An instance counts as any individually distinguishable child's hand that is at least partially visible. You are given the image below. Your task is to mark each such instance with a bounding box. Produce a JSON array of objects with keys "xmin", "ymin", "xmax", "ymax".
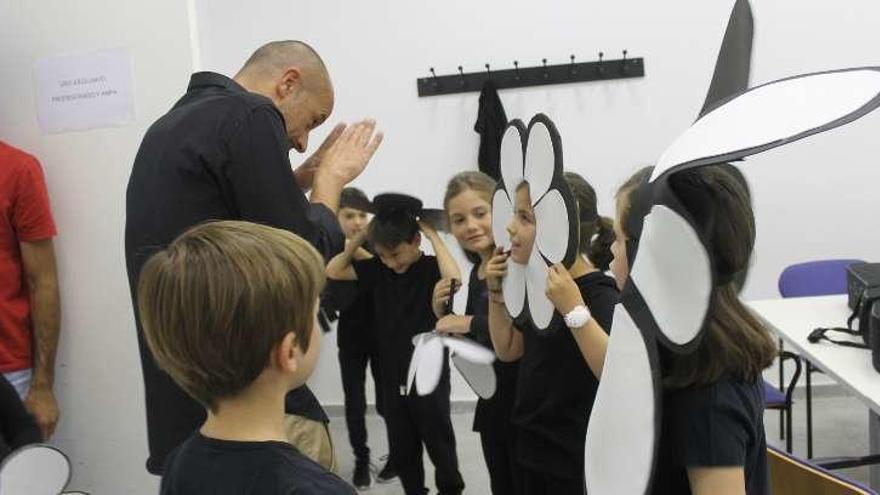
[
  {"xmin": 432, "ymin": 278, "xmax": 460, "ymax": 318},
  {"xmin": 436, "ymin": 315, "xmax": 472, "ymax": 335},
  {"xmin": 546, "ymin": 263, "xmax": 585, "ymax": 315},
  {"xmin": 418, "ymin": 220, "xmax": 439, "ymax": 238},
  {"xmin": 485, "ymin": 247, "xmax": 509, "ymax": 292},
  {"xmin": 349, "ymin": 227, "xmax": 369, "ymax": 247}
]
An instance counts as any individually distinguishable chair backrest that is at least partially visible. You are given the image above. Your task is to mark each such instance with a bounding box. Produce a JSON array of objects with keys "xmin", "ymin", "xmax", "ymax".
[
  {"xmin": 768, "ymin": 445, "xmax": 877, "ymax": 495},
  {"xmin": 778, "ymin": 259, "xmax": 866, "ymax": 298}
]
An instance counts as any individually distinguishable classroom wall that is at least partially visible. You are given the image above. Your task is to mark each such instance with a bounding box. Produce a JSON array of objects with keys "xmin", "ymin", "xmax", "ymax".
[
  {"xmin": 0, "ymin": 1, "xmax": 193, "ymax": 493},
  {"xmin": 2, "ymin": 1, "xmax": 879, "ymax": 493},
  {"xmin": 194, "ymin": 0, "xmax": 880, "ymax": 403}
]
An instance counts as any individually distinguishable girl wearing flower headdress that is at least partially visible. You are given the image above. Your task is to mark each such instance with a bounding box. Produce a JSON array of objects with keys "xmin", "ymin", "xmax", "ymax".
[
  {"xmin": 486, "ymin": 172, "xmax": 618, "ymax": 494},
  {"xmin": 548, "ymin": 164, "xmax": 775, "ymax": 495}
]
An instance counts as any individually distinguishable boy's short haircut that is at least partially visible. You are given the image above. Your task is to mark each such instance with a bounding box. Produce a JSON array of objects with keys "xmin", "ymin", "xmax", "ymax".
[
  {"xmin": 367, "ymin": 210, "xmax": 419, "ymax": 249},
  {"xmin": 137, "ymin": 220, "xmax": 325, "ymax": 412},
  {"xmin": 339, "ymin": 187, "xmax": 370, "ymax": 211}
]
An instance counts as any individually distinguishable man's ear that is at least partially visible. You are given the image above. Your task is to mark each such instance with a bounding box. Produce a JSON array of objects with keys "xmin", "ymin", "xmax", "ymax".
[
  {"xmin": 275, "ymin": 332, "xmax": 299, "ymax": 375},
  {"xmin": 411, "ymin": 231, "xmax": 422, "ymax": 247},
  {"xmin": 277, "ymin": 67, "xmax": 303, "ymax": 97}
]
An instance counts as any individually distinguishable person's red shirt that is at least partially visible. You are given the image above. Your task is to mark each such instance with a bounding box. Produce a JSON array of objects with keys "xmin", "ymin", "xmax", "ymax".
[{"xmin": 0, "ymin": 141, "xmax": 57, "ymax": 373}]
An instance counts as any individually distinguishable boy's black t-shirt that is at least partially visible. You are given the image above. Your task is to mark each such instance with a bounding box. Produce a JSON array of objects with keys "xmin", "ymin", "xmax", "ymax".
[
  {"xmin": 160, "ymin": 433, "xmax": 356, "ymax": 495},
  {"xmin": 464, "ymin": 266, "xmax": 519, "ymax": 434},
  {"xmin": 651, "ymin": 376, "xmax": 769, "ymax": 495},
  {"xmin": 323, "ymin": 279, "xmax": 377, "ymax": 353},
  {"xmin": 512, "ymin": 271, "xmax": 619, "ymax": 480},
  {"xmin": 352, "ymin": 254, "xmax": 441, "ymax": 390}
]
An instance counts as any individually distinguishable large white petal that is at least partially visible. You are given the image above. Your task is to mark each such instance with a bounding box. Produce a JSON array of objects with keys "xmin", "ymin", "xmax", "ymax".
[
  {"xmin": 452, "ymin": 354, "xmax": 497, "ymax": 399},
  {"xmin": 533, "ymin": 188, "xmax": 570, "ymax": 264},
  {"xmin": 500, "ymin": 125, "xmax": 525, "ymax": 196},
  {"xmin": 525, "ymin": 246, "xmax": 554, "ymax": 330},
  {"xmin": 441, "ymin": 336, "xmax": 496, "ymax": 364},
  {"xmin": 584, "ymin": 306, "xmax": 656, "ymax": 495},
  {"xmin": 523, "ymin": 120, "xmax": 555, "ymax": 202},
  {"xmin": 654, "ymin": 68, "xmax": 880, "ymax": 180},
  {"xmin": 492, "ymin": 189, "xmax": 513, "ymax": 251},
  {"xmin": 415, "ymin": 335, "xmax": 445, "ymax": 396},
  {"xmin": 629, "ymin": 205, "xmax": 712, "ymax": 346},
  {"xmin": 503, "ymin": 259, "xmax": 527, "ymax": 319},
  {"xmin": 0, "ymin": 445, "xmax": 72, "ymax": 495},
  {"xmin": 407, "ymin": 333, "xmax": 428, "ymax": 395}
]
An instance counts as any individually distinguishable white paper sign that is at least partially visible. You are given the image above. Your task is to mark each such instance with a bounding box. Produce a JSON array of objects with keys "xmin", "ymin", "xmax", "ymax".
[{"xmin": 33, "ymin": 48, "xmax": 134, "ymax": 133}]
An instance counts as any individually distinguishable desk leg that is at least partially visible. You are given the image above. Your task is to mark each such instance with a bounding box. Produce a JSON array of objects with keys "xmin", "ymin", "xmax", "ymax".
[
  {"xmin": 871, "ymin": 410, "xmax": 880, "ymax": 489},
  {"xmin": 806, "ymin": 360, "xmax": 813, "ymax": 459}
]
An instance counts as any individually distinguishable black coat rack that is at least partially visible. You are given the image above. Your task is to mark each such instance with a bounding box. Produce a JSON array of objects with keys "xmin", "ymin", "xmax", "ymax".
[{"xmin": 417, "ymin": 51, "xmax": 644, "ymax": 97}]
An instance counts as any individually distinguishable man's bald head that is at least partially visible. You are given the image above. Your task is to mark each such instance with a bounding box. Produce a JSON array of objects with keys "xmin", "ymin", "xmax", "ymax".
[
  {"xmin": 235, "ymin": 41, "xmax": 334, "ymax": 152},
  {"xmin": 237, "ymin": 41, "xmax": 327, "ymax": 87}
]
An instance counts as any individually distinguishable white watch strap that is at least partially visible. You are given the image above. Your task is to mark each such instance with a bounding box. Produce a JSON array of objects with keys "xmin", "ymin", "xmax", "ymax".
[{"xmin": 564, "ymin": 305, "xmax": 592, "ymax": 328}]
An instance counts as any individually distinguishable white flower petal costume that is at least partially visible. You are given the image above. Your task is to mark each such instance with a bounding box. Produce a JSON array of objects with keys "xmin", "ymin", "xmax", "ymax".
[
  {"xmin": 0, "ymin": 444, "xmax": 84, "ymax": 494},
  {"xmin": 584, "ymin": 1, "xmax": 880, "ymax": 493},
  {"xmin": 408, "ymin": 332, "xmax": 497, "ymax": 399},
  {"xmin": 491, "ymin": 115, "xmax": 580, "ymax": 331}
]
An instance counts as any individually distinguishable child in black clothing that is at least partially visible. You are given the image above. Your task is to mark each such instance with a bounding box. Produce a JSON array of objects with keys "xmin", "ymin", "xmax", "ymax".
[
  {"xmin": 326, "ymin": 199, "xmax": 465, "ymax": 495},
  {"xmin": 324, "ymin": 187, "xmax": 393, "ymax": 489},
  {"xmin": 430, "ymin": 171, "xmax": 521, "ymax": 495},
  {"xmin": 486, "ymin": 173, "xmax": 619, "ymax": 494},
  {"xmin": 137, "ymin": 221, "xmax": 355, "ymax": 495},
  {"xmin": 616, "ymin": 166, "xmax": 773, "ymax": 495},
  {"xmin": 557, "ymin": 165, "xmax": 775, "ymax": 494}
]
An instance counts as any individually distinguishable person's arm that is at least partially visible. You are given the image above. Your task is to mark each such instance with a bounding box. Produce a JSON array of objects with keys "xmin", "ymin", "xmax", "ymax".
[
  {"xmin": 19, "ymin": 239, "xmax": 60, "ymax": 439},
  {"xmin": 546, "ymin": 263, "xmax": 609, "ymax": 378},
  {"xmin": 224, "ymin": 106, "xmax": 345, "ymax": 261},
  {"xmin": 485, "ymin": 248, "xmax": 524, "ymax": 361},
  {"xmin": 432, "ymin": 276, "xmax": 475, "ymax": 334},
  {"xmin": 687, "ymin": 467, "xmax": 747, "ymax": 495},
  {"xmin": 419, "ymin": 222, "xmax": 461, "ymax": 282},
  {"xmin": 326, "ymin": 230, "xmax": 370, "ymax": 281}
]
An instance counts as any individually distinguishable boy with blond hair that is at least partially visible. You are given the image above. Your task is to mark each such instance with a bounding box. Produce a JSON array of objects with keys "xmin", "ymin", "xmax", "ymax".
[{"xmin": 138, "ymin": 220, "xmax": 354, "ymax": 494}]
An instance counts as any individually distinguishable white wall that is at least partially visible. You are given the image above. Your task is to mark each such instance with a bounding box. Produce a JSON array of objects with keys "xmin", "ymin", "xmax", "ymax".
[
  {"xmin": 0, "ymin": 1, "xmax": 193, "ymax": 493},
  {"xmin": 195, "ymin": 0, "xmax": 880, "ymax": 403}
]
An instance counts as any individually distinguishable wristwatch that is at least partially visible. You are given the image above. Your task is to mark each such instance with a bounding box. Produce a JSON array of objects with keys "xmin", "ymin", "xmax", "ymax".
[{"xmin": 563, "ymin": 305, "xmax": 592, "ymax": 328}]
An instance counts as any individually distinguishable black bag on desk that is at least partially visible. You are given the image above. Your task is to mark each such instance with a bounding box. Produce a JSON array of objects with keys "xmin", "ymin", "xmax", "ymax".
[
  {"xmin": 846, "ymin": 263, "xmax": 880, "ymax": 346},
  {"xmin": 809, "ymin": 263, "xmax": 880, "ymax": 351}
]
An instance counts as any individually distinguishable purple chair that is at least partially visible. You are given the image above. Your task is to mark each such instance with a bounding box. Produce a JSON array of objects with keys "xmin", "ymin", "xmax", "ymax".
[
  {"xmin": 777, "ymin": 259, "xmax": 866, "ymax": 458},
  {"xmin": 765, "ymin": 351, "xmax": 802, "ymax": 453},
  {"xmin": 778, "ymin": 260, "xmax": 864, "ymax": 298}
]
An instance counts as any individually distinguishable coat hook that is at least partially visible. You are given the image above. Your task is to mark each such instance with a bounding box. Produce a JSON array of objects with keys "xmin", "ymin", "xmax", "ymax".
[
  {"xmin": 569, "ymin": 54, "xmax": 577, "ymax": 76},
  {"xmin": 485, "ymin": 63, "xmax": 491, "ymax": 76},
  {"xmin": 458, "ymin": 65, "xmax": 465, "ymax": 86},
  {"xmin": 514, "ymin": 60, "xmax": 520, "ymax": 81},
  {"xmin": 542, "ymin": 58, "xmax": 549, "ymax": 79},
  {"xmin": 621, "ymin": 49, "xmax": 628, "ymax": 75},
  {"xmin": 597, "ymin": 51, "xmax": 605, "ymax": 77},
  {"xmin": 429, "ymin": 67, "xmax": 438, "ymax": 87}
]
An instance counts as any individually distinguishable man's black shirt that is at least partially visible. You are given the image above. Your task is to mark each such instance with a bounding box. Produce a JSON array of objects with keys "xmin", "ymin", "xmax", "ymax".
[{"xmin": 125, "ymin": 72, "xmax": 344, "ymax": 474}]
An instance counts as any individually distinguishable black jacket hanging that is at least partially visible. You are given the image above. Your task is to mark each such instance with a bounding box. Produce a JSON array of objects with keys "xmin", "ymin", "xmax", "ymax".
[{"xmin": 474, "ymin": 80, "xmax": 508, "ymax": 180}]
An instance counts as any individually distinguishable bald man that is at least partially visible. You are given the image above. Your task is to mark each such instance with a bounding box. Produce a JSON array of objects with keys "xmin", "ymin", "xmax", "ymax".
[{"xmin": 125, "ymin": 40, "xmax": 382, "ymax": 475}]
